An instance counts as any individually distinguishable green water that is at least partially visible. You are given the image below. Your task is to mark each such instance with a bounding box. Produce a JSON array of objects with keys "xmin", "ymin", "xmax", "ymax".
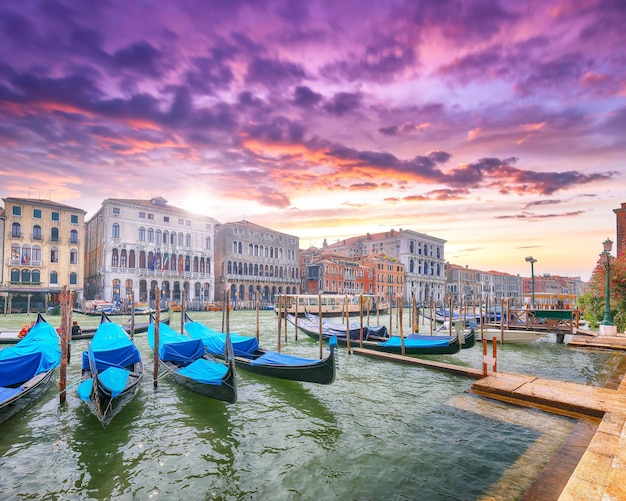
[{"xmin": 0, "ymin": 311, "xmax": 621, "ymax": 500}]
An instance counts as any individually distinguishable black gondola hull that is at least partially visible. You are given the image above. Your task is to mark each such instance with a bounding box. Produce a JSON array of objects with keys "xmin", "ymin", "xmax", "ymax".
[{"xmin": 0, "ymin": 369, "xmax": 56, "ymax": 424}]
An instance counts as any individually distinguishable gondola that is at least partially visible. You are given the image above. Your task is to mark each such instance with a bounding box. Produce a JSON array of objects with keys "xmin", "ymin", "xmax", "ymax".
[
  {"xmin": 303, "ymin": 311, "xmax": 390, "ymax": 341},
  {"xmin": 147, "ymin": 317, "xmax": 237, "ymax": 403},
  {"xmin": 289, "ymin": 313, "xmax": 465, "ymax": 355},
  {"xmin": 184, "ymin": 314, "xmax": 337, "ymax": 385},
  {"xmin": 0, "ymin": 316, "xmax": 170, "ymax": 345},
  {"xmin": 0, "ymin": 313, "xmax": 61, "ymax": 424},
  {"xmin": 76, "ymin": 313, "xmax": 144, "ymax": 427}
]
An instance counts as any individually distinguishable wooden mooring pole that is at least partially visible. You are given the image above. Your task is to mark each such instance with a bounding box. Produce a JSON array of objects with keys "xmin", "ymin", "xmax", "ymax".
[
  {"xmin": 59, "ymin": 286, "xmax": 69, "ymax": 405},
  {"xmin": 154, "ymin": 287, "xmax": 160, "ymax": 389}
]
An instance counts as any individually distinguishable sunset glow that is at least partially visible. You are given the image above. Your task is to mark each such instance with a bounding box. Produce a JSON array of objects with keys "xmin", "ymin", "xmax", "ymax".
[{"xmin": 0, "ymin": 0, "xmax": 624, "ymax": 281}]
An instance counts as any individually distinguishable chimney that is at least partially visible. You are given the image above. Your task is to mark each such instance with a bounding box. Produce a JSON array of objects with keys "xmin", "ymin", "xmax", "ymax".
[{"xmin": 614, "ymin": 202, "xmax": 626, "ymax": 259}]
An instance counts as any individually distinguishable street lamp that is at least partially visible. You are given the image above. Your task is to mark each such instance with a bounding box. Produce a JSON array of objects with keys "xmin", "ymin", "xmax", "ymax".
[
  {"xmin": 525, "ymin": 256, "xmax": 537, "ymax": 308},
  {"xmin": 599, "ymin": 238, "xmax": 614, "ymax": 327}
]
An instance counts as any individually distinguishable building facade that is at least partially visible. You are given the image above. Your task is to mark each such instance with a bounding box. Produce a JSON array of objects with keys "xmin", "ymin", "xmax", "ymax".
[
  {"xmin": 300, "ymin": 249, "xmax": 375, "ymax": 296},
  {"xmin": 84, "ymin": 197, "xmax": 217, "ymax": 308},
  {"xmin": 614, "ymin": 202, "xmax": 626, "ymax": 259},
  {"xmin": 323, "ymin": 228, "xmax": 446, "ymax": 305},
  {"xmin": 214, "ymin": 220, "xmax": 300, "ymax": 308},
  {"xmin": 1, "ymin": 197, "xmax": 86, "ymax": 312}
]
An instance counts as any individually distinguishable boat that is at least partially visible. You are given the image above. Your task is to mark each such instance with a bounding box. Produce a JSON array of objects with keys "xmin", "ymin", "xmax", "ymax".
[
  {"xmin": 277, "ymin": 294, "xmax": 389, "ymax": 317},
  {"xmin": 0, "ymin": 313, "xmax": 61, "ymax": 424},
  {"xmin": 289, "ymin": 313, "xmax": 466, "ymax": 355},
  {"xmin": 184, "ymin": 314, "xmax": 337, "ymax": 385},
  {"xmin": 78, "ymin": 307, "xmax": 168, "ymax": 317},
  {"xmin": 76, "ymin": 313, "xmax": 144, "ymax": 427},
  {"xmin": 422, "ymin": 309, "xmax": 483, "ymax": 326},
  {"xmin": 0, "ymin": 316, "xmax": 170, "ymax": 345},
  {"xmin": 303, "ymin": 311, "xmax": 390, "ymax": 342},
  {"xmin": 147, "ymin": 318, "xmax": 237, "ymax": 403},
  {"xmin": 475, "ymin": 329, "xmax": 548, "ymax": 344}
]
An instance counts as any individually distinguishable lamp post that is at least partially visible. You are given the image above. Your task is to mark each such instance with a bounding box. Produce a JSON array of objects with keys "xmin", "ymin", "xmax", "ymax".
[
  {"xmin": 525, "ymin": 256, "xmax": 537, "ymax": 308},
  {"xmin": 600, "ymin": 238, "xmax": 614, "ymax": 327}
]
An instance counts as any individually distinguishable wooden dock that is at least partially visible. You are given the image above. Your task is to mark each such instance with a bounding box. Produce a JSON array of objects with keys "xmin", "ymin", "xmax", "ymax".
[
  {"xmin": 352, "ymin": 347, "xmax": 484, "ymax": 378},
  {"xmin": 352, "ymin": 339, "xmax": 626, "ymax": 501}
]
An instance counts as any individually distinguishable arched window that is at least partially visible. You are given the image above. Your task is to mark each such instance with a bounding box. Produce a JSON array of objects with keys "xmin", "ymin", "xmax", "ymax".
[
  {"xmin": 163, "ymin": 231, "xmax": 169, "ymax": 244},
  {"xmin": 171, "ymin": 232, "xmax": 176, "ymax": 245},
  {"xmin": 232, "ymin": 241, "xmax": 238, "ymax": 253},
  {"xmin": 148, "ymin": 228, "xmax": 154, "ymax": 242},
  {"xmin": 139, "ymin": 227, "xmax": 146, "ymax": 241},
  {"xmin": 178, "ymin": 232, "xmax": 184, "ymax": 246},
  {"xmin": 120, "ymin": 249, "xmax": 127, "ymax": 268},
  {"xmin": 11, "ymin": 222, "xmax": 21, "ymax": 238},
  {"xmin": 11, "ymin": 243, "xmax": 20, "ymax": 263},
  {"xmin": 70, "ymin": 229, "xmax": 79, "ymax": 243},
  {"xmin": 409, "ymin": 259, "xmax": 414, "ymax": 273},
  {"xmin": 129, "ymin": 250, "xmax": 136, "ymax": 268},
  {"xmin": 21, "ymin": 269, "xmax": 31, "ymax": 283},
  {"xmin": 50, "ymin": 247, "xmax": 59, "ymax": 263},
  {"xmin": 32, "ymin": 270, "xmax": 40, "ymax": 284},
  {"xmin": 70, "ymin": 249, "xmax": 78, "ymax": 265},
  {"xmin": 50, "ymin": 271, "xmax": 58, "ymax": 285},
  {"xmin": 21, "ymin": 245, "xmax": 31, "ymax": 265},
  {"xmin": 205, "ymin": 237, "xmax": 211, "ymax": 249},
  {"xmin": 10, "ymin": 268, "xmax": 20, "ymax": 282},
  {"xmin": 139, "ymin": 251, "xmax": 146, "ymax": 269},
  {"xmin": 156, "ymin": 230, "xmax": 162, "ymax": 243},
  {"xmin": 193, "ymin": 256, "xmax": 199, "ymax": 272},
  {"xmin": 32, "ymin": 246, "xmax": 41, "ymax": 264},
  {"xmin": 50, "ymin": 227, "xmax": 59, "ymax": 243},
  {"xmin": 227, "ymin": 261, "xmax": 232, "ymax": 274},
  {"xmin": 69, "ymin": 272, "xmax": 78, "ymax": 285},
  {"xmin": 112, "ymin": 223, "xmax": 120, "ymax": 239},
  {"xmin": 111, "ymin": 248, "xmax": 119, "ymax": 267},
  {"xmin": 33, "ymin": 225, "xmax": 42, "ymax": 240}
]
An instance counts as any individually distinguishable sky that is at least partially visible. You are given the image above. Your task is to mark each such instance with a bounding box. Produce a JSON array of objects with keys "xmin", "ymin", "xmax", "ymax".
[{"xmin": 0, "ymin": 0, "xmax": 624, "ymax": 282}]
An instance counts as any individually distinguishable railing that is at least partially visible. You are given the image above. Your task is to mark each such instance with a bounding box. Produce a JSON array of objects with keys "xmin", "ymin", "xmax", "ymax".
[{"xmin": 8, "ymin": 259, "xmax": 42, "ymax": 267}]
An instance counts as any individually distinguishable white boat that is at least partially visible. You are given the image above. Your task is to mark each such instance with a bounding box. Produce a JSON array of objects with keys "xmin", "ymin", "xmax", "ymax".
[{"xmin": 475, "ymin": 328, "xmax": 548, "ymax": 344}]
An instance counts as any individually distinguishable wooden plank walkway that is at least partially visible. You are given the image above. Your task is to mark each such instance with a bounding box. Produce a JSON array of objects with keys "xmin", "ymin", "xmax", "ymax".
[
  {"xmin": 351, "ymin": 348, "xmax": 484, "ymax": 378},
  {"xmin": 352, "ymin": 340, "xmax": 626, "ymax": 501}
]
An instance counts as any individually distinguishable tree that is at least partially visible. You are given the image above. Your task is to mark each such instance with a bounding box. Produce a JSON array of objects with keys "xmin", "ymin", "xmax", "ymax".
[{"xmin": 579, "ymin": 254, "xmax": 626, "ymax": 332}]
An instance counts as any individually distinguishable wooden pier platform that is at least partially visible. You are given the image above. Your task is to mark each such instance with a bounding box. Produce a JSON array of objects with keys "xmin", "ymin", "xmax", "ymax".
[
  {"xmin": 351, "ymin": 348, "xmax": 484, "ymax": 378},
  {"xmin": 352, "ymin": 344, "xmax": 626, "ymax": 500}
]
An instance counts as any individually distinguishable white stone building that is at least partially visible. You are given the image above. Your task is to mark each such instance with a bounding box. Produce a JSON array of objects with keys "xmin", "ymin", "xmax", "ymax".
[{"xmin": 84, "ymin": 197, "xmax": 217, "ymax": 308}]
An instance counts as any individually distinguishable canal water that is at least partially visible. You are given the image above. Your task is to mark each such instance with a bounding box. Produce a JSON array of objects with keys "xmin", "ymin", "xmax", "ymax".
[{"xmin": 0, "ymin": 310, "xmax": 621, "ymax": 500}]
